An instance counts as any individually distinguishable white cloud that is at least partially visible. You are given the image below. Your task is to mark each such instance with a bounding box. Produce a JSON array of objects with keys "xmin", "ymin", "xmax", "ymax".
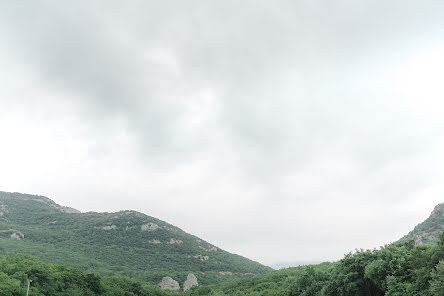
[{"xmin": 0, "ymin": 0, "xmax": 443, "ymax": 265}]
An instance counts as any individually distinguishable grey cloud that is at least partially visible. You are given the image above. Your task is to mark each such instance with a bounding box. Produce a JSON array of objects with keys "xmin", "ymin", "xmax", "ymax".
[
  {"xmin": 1, "ymin": 0, "xmax": 444, "ymax": 263},
  {"xmin": 1, "ymin": 0, "xmax": 443, "ymax": 175}
]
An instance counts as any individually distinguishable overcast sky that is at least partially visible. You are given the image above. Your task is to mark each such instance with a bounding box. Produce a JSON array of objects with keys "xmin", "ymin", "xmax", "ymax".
[{"xmin": 1, "ymin": 0, "xmax": 444, "ymax": 266}]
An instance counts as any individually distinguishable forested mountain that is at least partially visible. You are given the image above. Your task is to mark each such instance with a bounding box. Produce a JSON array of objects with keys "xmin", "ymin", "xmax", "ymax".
[
  {"xmin": 0, "ymin": 191, "xmax": 270, "ymax": 286},
  {"xmin": 3, "ymin": 232, "xmax": 444, "ymax": 295},
  {"xmin": 196, "ymin": 203, "xmax": 444, "ymax": 295},
  {"xmin": 401, "ymin": 203, "xmax": 444, "ymax": 244},
  {"xmin": 2, "ymin": 190, "xmax": 443, "ymax": 295},
  {"xmin": 202, "ymin": 233, "xmax": 444, "ymax": 295}
]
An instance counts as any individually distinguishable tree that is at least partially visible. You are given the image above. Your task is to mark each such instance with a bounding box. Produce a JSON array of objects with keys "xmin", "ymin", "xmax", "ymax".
[
  {"xmin": 0, "ymin": 272, "xmax": 22, "ymax": 296},
  {"xmin": 430, "ymin": 261, "xmax": 444, "ymax": 296}
]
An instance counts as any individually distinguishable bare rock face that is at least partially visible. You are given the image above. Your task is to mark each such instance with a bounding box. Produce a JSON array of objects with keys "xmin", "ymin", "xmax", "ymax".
[
  {"xmin": 167, "ymin": 238, "xmax": 183, "ymax": 244},
  {"xmin": 0, "ymin": 203, "xmax": 7, "ymax": 216},
  {"xmin": 141, "ymin": 223, "xmax": 159, "ymax": 231},
  {"xmin": 60, "ymin": 206, "xmax": 81, "ymax": 214},
  {"xmin": 199, "ymin": 245, "xmax": 218, "ymax": 252},
  {"xmin": 158, "ymin": 277, "xmax": 180, "ymax": 290},
  {"xmin": 95, "ymin": 225, "xmax": 117, "ymax": 230},
  {"xmin": 183, "ymin": 273, "xmax": 198, "ymax": 291},
  {"xmin": 401, "ymin": 203, "xmax": 444, "ymax": 244},
  {"xmin": 1, "ymin": 229, "xmax": 25, "ymax": 240},
  {"xmin": 10, "ymin": 232, "xmax": 22, "ymax": 240},
  {"xmin": 194, "ymin": 254, "xmax": 209, "ymax": 261}
]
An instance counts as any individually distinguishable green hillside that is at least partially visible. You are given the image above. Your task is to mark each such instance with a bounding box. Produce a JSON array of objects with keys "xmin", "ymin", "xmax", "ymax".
[
  {"xmin": 0, "ymin": 254, "xmax": 177, "ymax": 296},
  {"xmin": 2, "ymin": 193, "xmax": 444, "ymax": 295},
  {"xmin": 199, "ymin": 231, "xmax": 444, "ymax": 295},
  {"xmin": 3, "ymin": 233, "xmax": 444, "ymax": 296},
  {"xmin": 401, "ymin": 203, "xmax": 444, "ymax": 244},
  {"xmin": 0, "ymin": 191, "xmax": 271, "ymax": 286}
]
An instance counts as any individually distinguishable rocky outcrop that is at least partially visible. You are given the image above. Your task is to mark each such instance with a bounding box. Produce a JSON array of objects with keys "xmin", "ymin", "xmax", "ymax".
[
  {"xmin": 158, "ymin": 277, "xmax": 180, "ymax": 290},
  {"xmin": 95, "ymin": 225, "xmax": 117, "ymax": 230},
  {"xmin": 141, "ymin": 223, "xmax": 159, "ymax": 231},
  {"xmin": 194, "ymin": 254, "xmax": 209, "ymax": 261},
  {"xmin": 10, "ymin": 233, "xmax": 22, "ymax": 240},
  {"xmin": 32, "ymin": 196, "xmax": 80, "ymax": 213},
  {"xmin": 199, "ymin": 245, "xmax": 218, "ymax": 252},
  {"xmin": 401, "ymin": 203, "xmax": 444, "ymax": 244},
  {"xmin": 60, "ymin": 206, "xmax": 80, "ymax": 214},
  {"xmin": 148, "ymin": 239, "xmax": 161, "ymax": 244},
  {"xmin": 0, "ymin": 229, "xmax": 24, "ymax": 240},
  {"xmin": 167, "ymin": 238, "xmax": 183, "ymax": 244},
  {"xmin": 183, "ymin": 273, "xmax": 198, "ymax": 291},
  {"xmin": 0, "ymin": 203, "xmax": 7, "ymax": 216}
]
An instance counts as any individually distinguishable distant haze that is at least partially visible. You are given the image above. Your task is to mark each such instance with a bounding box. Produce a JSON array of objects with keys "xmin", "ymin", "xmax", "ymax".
[
  {"xmin": 271, "ymin": 261, "xmax": 323, "ymax": 270},
  {"xmin": 0, "ymin": 1, "xmax": 444, "ymax": 266}
]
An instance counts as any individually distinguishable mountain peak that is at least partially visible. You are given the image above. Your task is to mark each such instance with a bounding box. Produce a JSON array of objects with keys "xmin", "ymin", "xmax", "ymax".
[
  {"xmin": 0, "ymin": 191, "xmax": 271, "ymax": 285},
  {"xmin": 401, "ymin": 202, "xmax": 444, "ymax": 244},
  {"xmin": 0, "ymin": 191, "xmax": 81, "ymax": 214}
]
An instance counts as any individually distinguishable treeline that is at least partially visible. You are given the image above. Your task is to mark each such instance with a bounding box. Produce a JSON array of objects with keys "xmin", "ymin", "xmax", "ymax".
[
  {"xmin": 0, "ymin": 254, "xmax": 178, "ymax": 296},
  {"xmin": 0, "ymin": 191, "xmax": 271, "ymax": 286},
  {"xmin": 2, "ymin": 232, "xmax": 444, "ymax": 295},
  {"xmin": 201, "ymin": 230, "xmax": 444, "ymax": 295}
]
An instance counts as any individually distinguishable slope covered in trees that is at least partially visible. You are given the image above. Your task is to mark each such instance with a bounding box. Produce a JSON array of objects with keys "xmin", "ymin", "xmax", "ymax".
[
  {"xmin": 401, "ymin": 203, "xmax": 444, "ymax": 244},
  {"xmin": 3, "ymin": 231, "xmax": 444, "ymax": 295},
  {"xmin": 0, "ymin": 254, "xmax": 180, "ymax": 296},
  {"xmin": 0, "ymin": 191, "xmax": 270, "ymax": 286},
  {"xmin": 200, "ymin": 230, "xmax": 444, "ymax": 295},
  {"xmin": 2, "ymin": 190, "xmax": 443, "ymax": 295}
]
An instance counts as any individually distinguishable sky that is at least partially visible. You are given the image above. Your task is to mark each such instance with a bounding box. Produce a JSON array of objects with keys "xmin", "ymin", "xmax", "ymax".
[{"xmin": 0, "ymin": 0, "xmax": 444, "ymax": 266}]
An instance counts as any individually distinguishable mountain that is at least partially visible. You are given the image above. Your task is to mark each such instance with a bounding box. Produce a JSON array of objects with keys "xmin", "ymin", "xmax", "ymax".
[
  {"xmin": 0, "ymin": 191, "xmax": 271, "ymax": 285},
  {"xmin": 401, "ymin": 202, "xmax": 444, "ymax": 244}
]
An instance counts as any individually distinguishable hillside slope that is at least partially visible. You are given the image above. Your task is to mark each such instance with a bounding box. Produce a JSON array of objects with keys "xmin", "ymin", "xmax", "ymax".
[
  {"xmin": 0, "ymin": 191, "xmax": 271, "ymax": 285},
  {"xmin": 401, "ymin": 203, "xmax": 444, "ymax": 244}
]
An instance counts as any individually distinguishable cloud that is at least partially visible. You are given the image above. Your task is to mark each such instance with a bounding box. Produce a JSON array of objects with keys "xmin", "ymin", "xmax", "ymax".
[{"xmin": 0, "ymin": 0, "xmax": 444, "ymax": 264}]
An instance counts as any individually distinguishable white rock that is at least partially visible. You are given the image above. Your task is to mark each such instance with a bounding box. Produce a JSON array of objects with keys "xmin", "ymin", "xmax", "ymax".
[
  {"xmin": 141, "ymin": 223, "xmax": 159, "ymax": 231},
  {"xmin": 167, "ymin": 238, "xmax": 183, "ymax": 244},
  {"xmin": 193, "ymin": 254, "xmax": 209, "ymax": 261},
  {"xmin": 199, "ymin": 245, "xmax": 218, "ymax": 252},
  {"xmin": 183, "ymin": 273, "xmax": 198, "ymax": 291},
  {"xmin": 95, "ymin": 225, "xmax": 117, "ymax": 230},
  {"xmin": 158, "ymin": 277, "xmax": 180, "ymax": 290},
  {"xmin": 60, "ymin": 206, "xmax": 81, "ymax": 213},
  {"xmin": 10, "ymin": 231, "xmax": 24, "ymax": 240}
]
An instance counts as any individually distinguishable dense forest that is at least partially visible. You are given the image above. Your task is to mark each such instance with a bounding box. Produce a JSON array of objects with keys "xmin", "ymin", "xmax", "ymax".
[
  {"xmin": 0, "ymin": 192, "xmax": 270, "ymax": 286},
  {"xmin": 1, "ymin": 192, "xmax": 444, "ymax": 295},
  {"xmin": 200, "ymin": 230, "xmax": 444, "ymax": 295},
  {"xmin": 0, "ymin": 254, "xmax": 178, "ymax": 296},
  {"xmin": 1, "ymin": 230, "xmax": 443, "ymax": 295}
]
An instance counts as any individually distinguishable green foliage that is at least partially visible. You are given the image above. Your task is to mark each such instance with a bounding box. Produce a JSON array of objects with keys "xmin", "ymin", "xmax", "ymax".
[
  {"xmin": 401, "ymin": 203, "xmax": 444, "ymax": 244},
  {"xmin": 206, "ymin": 230, "xmax": 444, "ymax": 296},
  {"xmin": 385, "ymin": 276, "xmax": 415, "ymax": 296},
  {"xmin": 430, "ymin": 261, "xmax": 444, "ymax": 296},
  {"xmin": 0, "ymin": 191, "xmax": 270, "ymax": 286},
  {"xmin": 2, "ymin": 191, "xmax": 444, "ymax": 295},
  {"xmin": 0, "ymin": 254, "xmax": 178, "ymax": 296}
]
